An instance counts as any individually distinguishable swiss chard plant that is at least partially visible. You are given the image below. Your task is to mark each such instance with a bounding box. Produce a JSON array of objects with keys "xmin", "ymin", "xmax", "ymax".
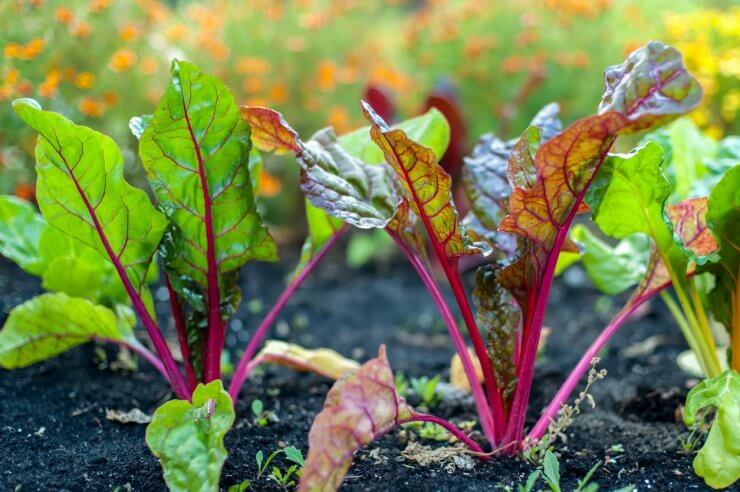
[
  {"xmin": 0, "ymin": 61, "xmax": 372, "ymax": 491},
  {"xmin": 288, "ymin": 41, "xmax": 715, "ymax": 490}
]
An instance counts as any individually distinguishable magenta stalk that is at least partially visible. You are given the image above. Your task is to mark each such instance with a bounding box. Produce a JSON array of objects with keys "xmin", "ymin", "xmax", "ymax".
[
  {"xmin": 228, "ymin": 225, "xmax": 349, "ymax": 400},
  {"xmin": 165, "ymin": 273, "xmax": 197, "ymax": 391},
  {"xmin": 392, "ymin": 234, "xmax": 497, "ymax": 447},
  {"xmin": 400, "ymin": 413, "xmax": 485, "ymax": 455}
]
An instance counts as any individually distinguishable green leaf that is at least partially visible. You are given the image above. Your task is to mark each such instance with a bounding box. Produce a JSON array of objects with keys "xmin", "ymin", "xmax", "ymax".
[
  {"xmin": 0, "ymin": 195, "xmax": 46, "ymax": 275},
  {"xmin": 140, "ymin": 60, "xmax": 277, "ymax": 293},
  {"xmin": 683, "ymin": 370, "xmax": 740, "ymax": 489},
  {"xmin": 146, "ymin": 380, "xmax": 235, "ymax": 492},
  {"xmin": 12, "ymin": 98, "xmax": 167, "ymax": 301},
  {"xmin": 642, "ymin": 117, "xmax": 716, "ymax": 201},
  {"xmin": 283, "ymin": 446, "xmax": 304, "ymax": 466},
  {"xmin": 702, "ymin": 165, "xmax": 739, "ymax": 341},
  {"xmin": 339, "ymin": 108, "xmax": 450, "ymax": 164},
  {"xmin": 543, "ymin": 450, "xmax": 562, "ymax": 492},
  {"xmin": 0, "ymin": 293, "xmax": 126, "ymax": 368},
  {"xmin": 561, "ymin": 224, "xmax": 651, "ymax": 295}
]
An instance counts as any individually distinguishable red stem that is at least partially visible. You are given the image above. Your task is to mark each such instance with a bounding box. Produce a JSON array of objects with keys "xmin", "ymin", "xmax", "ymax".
[
  {"xmin": 52, "ymin": 140, "xmax": 188, "ymax": 399},
  {"xmin": 392, "ymin": 233, "xmax": 496, "ymax": 447},
  {"xmin": 179, "ymin": 88, "xmax": 222, "ymax": 383},
  {"xmin": 502, "ymin": 136, "xmax": 618, "ymax": 448},
  {"xmin": 165, "ymin": 273, "xmax": 197, "ymax": 391},
  {"xmin": 400, "ymin": 412, "xmax": 486, "ymax": 455},
  {"xmin": 445, "ymin": 269, "xmax": 507, "ymax": 439},
  {"xmin": 228, "ymin": 225, "xmax": 348, "ymax": 399}
]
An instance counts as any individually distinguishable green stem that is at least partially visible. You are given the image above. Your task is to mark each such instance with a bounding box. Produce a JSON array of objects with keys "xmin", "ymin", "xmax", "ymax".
[{"xmin": 661, "ymin": 290, "xmax": 710, "ymax": 376}]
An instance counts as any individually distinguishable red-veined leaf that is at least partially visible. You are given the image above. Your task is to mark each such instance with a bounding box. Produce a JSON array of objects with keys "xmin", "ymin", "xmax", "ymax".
[{"xmin": 299, "ymin": 346, "xmax": 412, "ymax": 491}]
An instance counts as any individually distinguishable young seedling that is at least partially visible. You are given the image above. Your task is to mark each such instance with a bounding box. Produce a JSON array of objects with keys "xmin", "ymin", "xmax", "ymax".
[{"xmin": 410, "ymin": 375, "xmax": 441, "ymax": 408}]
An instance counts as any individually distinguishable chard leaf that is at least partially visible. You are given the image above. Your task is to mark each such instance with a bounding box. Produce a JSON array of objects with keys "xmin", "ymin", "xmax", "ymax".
[
  {"xmin": 12, "ymin": 99, "xmax": 166, "ymax": 302},
  {"xmin": 339, "ymin": 108, "xmax": 450, "ymax": 164},
  {"xmin": 386, "ymin": 198, "xmax": 428, "ymax": 260},
  {"xmin": 462, "ymin": 103, "xmax": 561, "ymax": 259},
  {"xmin": 702, "ymin": 166, "xmax": 739, "ymax": 349},
  {"xmin": 498, "ymin": 42, "xmax": 701, "ymax": 321},
  {"xmin": 363, "ymin": 102, "xmax": 483, "ymax": 260},
  {"xmin": 473, "ymin": 266, "xmax": 519, "ymax": 403},
  {"xmin": 683, "ymin": 370, "xmax": 740, "ymax": 489},
  {"xmin": 240, "ymin": 106, "xmax": 399, "ymax": 229},
  {"xmin": 0, "ymin": 195, "xmax": 46, "ymax": 275},
  {"xmin": 0, "ymin": 293, "xmax": 127, "ymax": 368},
  {"xmin": 146, "ymin": 380, "xmax": 235, "ymax": 492},
  {"xmin": 140, "ymin": 60, "xmax": 277, "ymax": 295},
  {"xmin": 253, "ymin": 340, "xmax": 359, "ymax": 380},
  {"xmin": 565, "ymin": 224, "xmax": 651, "ymax": 295},
  {"xmin": 299, "ymin": 346, "xmax": 412, "ymax": 491}
]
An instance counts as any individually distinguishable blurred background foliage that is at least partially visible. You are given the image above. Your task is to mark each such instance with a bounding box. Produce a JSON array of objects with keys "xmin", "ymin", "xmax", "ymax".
[{"xmin": 1, "ymin": 0, "xmax": 737, "ymax": 238}]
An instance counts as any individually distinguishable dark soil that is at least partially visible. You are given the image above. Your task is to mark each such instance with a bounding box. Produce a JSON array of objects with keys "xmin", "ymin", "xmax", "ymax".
[{"xmin": 0, "ymin": 248, "xmax": 719, "ymax": 491}]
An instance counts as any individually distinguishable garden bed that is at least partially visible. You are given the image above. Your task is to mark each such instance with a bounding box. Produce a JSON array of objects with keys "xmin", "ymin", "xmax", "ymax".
[{"xmin": 0, "ymin": 250, "xmax": 710, "ymax": 491}]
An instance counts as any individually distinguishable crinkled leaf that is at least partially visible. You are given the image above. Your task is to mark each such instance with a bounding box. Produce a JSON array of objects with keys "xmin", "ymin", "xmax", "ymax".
[
  {"xmin": 0, "ymin": 195, "xmax": 46, "ymax": 275},
  {"xmin": 0, "ymin": 293, "xmax": 126, "ymax": 368},
  {"xmin": 140, "ymin": 61, "xmax": 277, "ymax": 294},
  {"xmin": 473, "ymin": 266, "xmax": 519, "ymax": 403},
  {"xmin": 253, "ymin": 340, "xmax": 359, "ymax": 380},
  {"xmin": 683, "ymin": 370, "xmax": 740, "ymax": 489},
  {"xmin": 498, "ymin": 42, "xmax": 701, "ymax": 319},
  {"xmin": 241, "ymin": 106, "xmax": 399, "ymax": 229},
  {"xmin": 299, "ymin": 346, "xmax": 412, "ymax": 491},
  {"xmin": 363, "ymin": 102, "xmax": 482, "ymax": 261},
  {"xmin": 562, "ymin": 224, "xmax": 651, "ymax": 295},
  {"xmin": 339, "ymin": 108, "xmax": 450, "ymax": 164},
  {"xmin": 146, "ymin": 380, "xmax": 235, "ymax": 492},
  {"xmin": 13, "ymin": 98, "xmax": 166, "ymax": 301},
  {"xmin": 702, "ymin": 165, "xmax": 739, "ymax": 341},
  {"xmin": 462, "ymin": 104, "xmax": 561, "ymax": 259}
]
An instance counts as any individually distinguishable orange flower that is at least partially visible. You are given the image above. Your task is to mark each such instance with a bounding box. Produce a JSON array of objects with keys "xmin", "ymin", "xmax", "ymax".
[
  {"xmin": 17, "ymin": 80, "xmax": 33, "ymax": 96},
  {"xmin": 139, "ymin": 56, "xmax": 158, "ymax": 75},
  {"xmin": 327, "ymin": 105, "xmax": 350, "ymax": 133},
  {"xmin": 4, "ymin": 43, "xmax": 22, "ymax": 59},
  {"xmin": 55, "ymin": 6, "xmax": 74, "ymax": 24},
  {"xmin": 110, "ymin": 49, "xmax": 137, "ymax": 72},
  {"xmin": 268, "ymin": 83, "xmax": 288, "ymax": 104},
  {"xmin": 90, "ymin": 0, "xmax": 111, "ymax": 13},
  {"xmin": 14, "ymin": 183, "xmax": 35, "ymax": 202},
  {"xmin": 4, "ymin": 68, "xmax": 20, "ymax": 85},
  {"xmin": 257, "ymin": 171, "xmax": 282, "ymax": 197},
  {"xmin": 243, "ymin": 77, "xmax": 263, "ymax": 93},
  {"xmin": 74, "ymin": 72, "xmax": 95, "ymax": 89},
  {"xmin": 72, "ymin": 22, "xmax": 91, "ymax": 38},
  {"xmin": 22, "ymin": 39, "xmax": 45, "ymax": 60},
  {"xmin": 78, "ymin": 97, "xmax": 104, "ymax": 117},
  {"xmin": 316, "ymin": 60, "xmax": 338, "ymax": 90},
  {"xmin": 119, "ymin": 24, "xmax": 139, "ymax": 42},
  {"xmin": 165, "ymin": 23, "xmax": 187, "ymax": 42},
  {"xmin": 265, "ymin": 4, "xmax": 284, "ymax": 21},
  {"xmin": 236, "ymin": 57, "xmax": 271, "ymax": 75},
  {"xmin": 102, "ymin": 91, "xmax": 119, "ymax": 106}
]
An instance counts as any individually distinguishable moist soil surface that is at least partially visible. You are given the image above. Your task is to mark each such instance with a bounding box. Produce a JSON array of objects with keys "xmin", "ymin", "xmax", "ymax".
[{"xmin": 0, "ymin": 248, "xmax": 719, "ymax": 491}]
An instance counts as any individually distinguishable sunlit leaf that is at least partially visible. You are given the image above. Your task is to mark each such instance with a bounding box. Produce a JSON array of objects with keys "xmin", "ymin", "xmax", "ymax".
[
  {"xmin": 299, "ymin": 346, "xmax": 412, "ymax": 491},
  {"xmin": 0, "ymin": 195, "xmax": 46, "ymax": 275},
  {"xmin": 684, "ymin": 370, "xmax": 740, "ymax": 489},
  {"xmin": 13, "ymin": 98, "xmax": 167, "ymax": 300},
  {"xmin": 146, "ymin": 380, "xmax": 235, "ymax": 492},
  {"xmin": 253, "ymin": 340, "xmax": 359, "ymax": 380},
  {"xmin": 0, "ymin": 293, "xmax": 127, "ymax": 368}
]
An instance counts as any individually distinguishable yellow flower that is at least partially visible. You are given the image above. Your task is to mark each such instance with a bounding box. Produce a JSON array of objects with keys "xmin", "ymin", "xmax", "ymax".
[
  {"xmin": 22, "ymin": 39, "xmax": 45, "ymax": 60},
  {"xmin": 74, "ymin": 72, "xmax": 95, "ymax": 89},
  {"xmin": 4, "ymin": 44, "xmax": 22, "ymax": 59},
  {"xmin": 4, "ymin": 68, "xmax": 19, "ymax": 85},
  {"xmin": 257, "ymin": 171, "xmax": 282, "ymax": 198},
  {"xmin": 109, "ymin": 49, "xmax": 137, "ymax": 72},
  {"xmin": 316, "ymin": 60, "xmax": 338, "ymax": 91}
]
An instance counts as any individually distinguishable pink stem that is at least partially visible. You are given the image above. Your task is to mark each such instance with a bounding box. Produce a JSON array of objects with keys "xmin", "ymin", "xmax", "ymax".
[
  {"xmin": 165, "ymin": 273, "xmax": 197, "ymax": 391},
  {"xmin": 54, "ymin": 143, "xmax": 188, "ymax": 399},
  {"xmin": 445, "ymin": 269, "xmax": 507, "ymax": 439},
  {"xmin": 179, "ymin": 90, "xmax": 222, "ymax": 384},
  {"xmin": 529, "ymin": 286, "xmax": 665, "ymax": 441},
  {"xmin": 94, "ymin": 336, "xmax": 167, "ymax": 379},
  {"xmin": 228, "ymin": 225, "xmax": 349, "ymax": 400},
  {"xmin": 400, "ymin": 412, "xmax": 486, "ymax": 456},
  {"xmin": 393, "ymin": 234, "xmax": 496, "ymax": 447}
]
